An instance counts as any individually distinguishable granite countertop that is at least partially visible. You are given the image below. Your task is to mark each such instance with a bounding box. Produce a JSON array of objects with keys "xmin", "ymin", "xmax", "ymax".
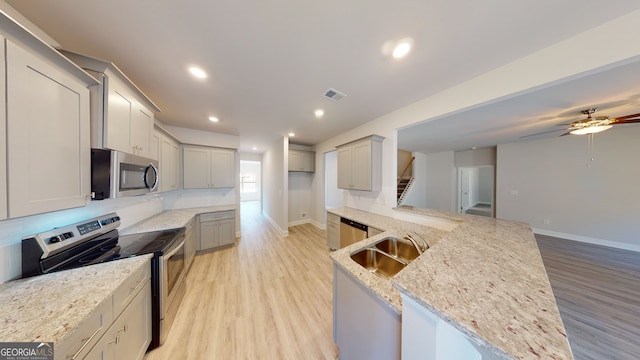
[
  {"xmin": 328, "ymin": 206, "xmax": 573, "ymax": 360},
  {"xmin": 0, "ymin": 255, "xmax": 152, "ymax": 343},
  {"xmin": 120, "ymin": 205, "xmax": 236, "ymax": 235}
]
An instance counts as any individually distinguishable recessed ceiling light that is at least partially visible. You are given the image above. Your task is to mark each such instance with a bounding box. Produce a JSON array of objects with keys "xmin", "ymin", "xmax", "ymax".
[
  {"xmin": 392, "ymin": 38, "xmax": 413, "ymax": 59},
  {"xmin": 252, "ymin": 147, "xmax": 257, "ymax": 150},
  {"xmin": 208, "ymin": 116, "xmax": 219, "ymax": 122},
  {"xmin": 288, "ymin": 132, "xmax": 295, "ymax": 137},
  {"xmin": 189, "ymin": 66, "xmax": 207, "ymax": 79},
  {"xmin": 314, "ymin": 109, "xmax": 324, "ymax": 118}
]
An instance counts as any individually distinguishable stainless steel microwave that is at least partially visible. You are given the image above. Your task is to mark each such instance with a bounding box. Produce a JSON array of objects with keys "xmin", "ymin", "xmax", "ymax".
[{"xmin": 91, "ymin": 149, "xmax": 159, "ymax": 199}]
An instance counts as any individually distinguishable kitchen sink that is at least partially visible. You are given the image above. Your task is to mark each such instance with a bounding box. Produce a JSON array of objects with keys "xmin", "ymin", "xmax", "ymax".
[
  {"xmin": 374, "ymin": 237, "xmax": 420, "ymax": 262},
  {"xmin": 350, "ymin": 248, "xmax": 407, "ymax": 279}
]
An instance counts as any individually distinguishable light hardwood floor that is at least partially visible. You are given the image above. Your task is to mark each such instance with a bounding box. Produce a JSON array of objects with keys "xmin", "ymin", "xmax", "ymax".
[
  {"xmin": 144, "ymin": 202, "xmax": 337, "ymax": 360},
  {"xmin": 537, "ymin": 235, "xmax": 640, "ymax": 360}
]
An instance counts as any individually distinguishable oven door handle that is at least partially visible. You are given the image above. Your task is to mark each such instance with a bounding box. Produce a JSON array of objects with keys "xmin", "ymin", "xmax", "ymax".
[{"xmin": 165, "ymin": 239, "xmax": 185, "ymax": 258}]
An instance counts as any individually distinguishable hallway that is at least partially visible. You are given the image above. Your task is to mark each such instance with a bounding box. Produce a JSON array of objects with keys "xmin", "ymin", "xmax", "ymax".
[{"xmin": 144, "ymin": 201, "xmax": 337, "ymax": 359}]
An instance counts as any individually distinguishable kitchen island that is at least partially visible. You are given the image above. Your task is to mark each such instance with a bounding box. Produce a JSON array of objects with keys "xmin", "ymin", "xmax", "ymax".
[{"xmin": 328, "ymin": 206, "xmax": 572, "ymax": 359}]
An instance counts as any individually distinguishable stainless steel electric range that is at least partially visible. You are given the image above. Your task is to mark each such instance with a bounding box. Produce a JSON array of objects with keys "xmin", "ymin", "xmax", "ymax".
[{"xmin": 21, "ymin": 213, "xmax": 186, "ymax": 350}]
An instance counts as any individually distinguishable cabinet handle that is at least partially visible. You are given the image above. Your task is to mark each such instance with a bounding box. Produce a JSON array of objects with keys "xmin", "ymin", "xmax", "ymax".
[
  {"xmin": 117, "ymin": 325, "xmax": 128, "ymax": 333},
  {"xmin": 107, "ymin": 336, "xmax": 120, "ymax": 345},
  {"xmin": 67, "ymin": 327, "xmax": 101, "ymax": 359}
]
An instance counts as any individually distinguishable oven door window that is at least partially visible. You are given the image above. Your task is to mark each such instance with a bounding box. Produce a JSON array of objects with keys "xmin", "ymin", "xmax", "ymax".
[{"xmin": 166, "ymin": 244, "xmax": 185, "ymax": 295}]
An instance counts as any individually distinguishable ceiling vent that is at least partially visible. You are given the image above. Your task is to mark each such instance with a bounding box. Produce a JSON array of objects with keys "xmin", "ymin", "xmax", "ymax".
[{"xmin": 323, "ymin": 88, "xmax": 347, "ymax": 102}]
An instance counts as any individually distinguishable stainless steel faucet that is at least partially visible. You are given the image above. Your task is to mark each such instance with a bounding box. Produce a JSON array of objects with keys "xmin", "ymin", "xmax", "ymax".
[{"xmin": 405, "ymin": 232, "xmax": 429, "ymax": 254}]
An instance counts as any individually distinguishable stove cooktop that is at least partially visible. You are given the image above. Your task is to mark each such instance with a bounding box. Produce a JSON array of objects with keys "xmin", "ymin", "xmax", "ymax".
[{"xmin": 118, "ymin": 227, "xmax": 185, "ymax": 256}]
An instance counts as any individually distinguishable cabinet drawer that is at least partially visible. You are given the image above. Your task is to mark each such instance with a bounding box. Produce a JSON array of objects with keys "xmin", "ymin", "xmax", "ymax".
[
  {"xmin": 113, "ymin": 263, "xmax": 151, "ymax": 316},
  {"xmin": 328, "ymin": 213, "xmax": 340, "ymax": 225},
  {"xmin": 199, "ymin": 211, "xmax": 234, "ymax": 222},
  {"xmin": 56, "ymin": 298, "xmax": 113, "ymax": 360}
]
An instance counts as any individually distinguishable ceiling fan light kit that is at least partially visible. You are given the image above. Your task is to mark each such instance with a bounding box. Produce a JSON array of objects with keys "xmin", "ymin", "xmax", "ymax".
[{"xmin": 522, "ymin": 107, "xmax": 640, "ymax": 138}]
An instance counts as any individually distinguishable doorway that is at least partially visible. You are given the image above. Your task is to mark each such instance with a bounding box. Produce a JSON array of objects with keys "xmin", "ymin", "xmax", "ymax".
[
  {"xmin": 240, "ymin": 160, "xmax": 261, "ymax": 202},
  {"xmin": 457, "ymin": 166, "xmax": 494, "ymax": 217}
]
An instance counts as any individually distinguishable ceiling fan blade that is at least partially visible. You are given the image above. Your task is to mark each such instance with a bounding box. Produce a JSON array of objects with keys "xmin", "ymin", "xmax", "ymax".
[
  {"xmin": 519, "ymin": 128, "xmax": 568, "ymax": 138},
  {"xmin": 611, "ymin": 113, "xmax": 640, "ymax": 121},
  {"xmin": 559, "ymin": 131, "xmax": 573, "ymax": 136},
  {"xmin": 611, "ymin": 119, "xmax": 640, "ymax": 125}
]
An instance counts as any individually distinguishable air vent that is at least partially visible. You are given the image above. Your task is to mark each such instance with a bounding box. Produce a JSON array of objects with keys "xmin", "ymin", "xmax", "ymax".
[{"xmin": 323, "ymin": 88, "xmax": 347, "ymax": 102}]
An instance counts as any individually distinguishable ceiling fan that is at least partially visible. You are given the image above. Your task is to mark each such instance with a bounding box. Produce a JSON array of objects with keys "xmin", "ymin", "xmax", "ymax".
[{"xmin": 521, "ymin": 108, "xmax": 640, "ymax": 138}]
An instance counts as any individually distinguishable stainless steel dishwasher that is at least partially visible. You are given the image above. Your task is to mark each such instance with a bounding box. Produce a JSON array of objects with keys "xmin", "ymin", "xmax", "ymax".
[{"xmin": 339, "ymin": 217, "xmax": 368, "ymax": 248}]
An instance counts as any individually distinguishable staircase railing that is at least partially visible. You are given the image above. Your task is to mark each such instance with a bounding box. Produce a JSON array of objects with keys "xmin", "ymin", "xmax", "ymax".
[{"xmin": 397, "ymin": 156, "xmax": 415, "ymax": 185}]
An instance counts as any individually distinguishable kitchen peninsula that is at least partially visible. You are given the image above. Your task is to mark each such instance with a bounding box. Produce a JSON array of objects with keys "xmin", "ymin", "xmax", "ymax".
[{"xmin": 329, "ymin": 206, "xmax": 572, "ymax": 360}]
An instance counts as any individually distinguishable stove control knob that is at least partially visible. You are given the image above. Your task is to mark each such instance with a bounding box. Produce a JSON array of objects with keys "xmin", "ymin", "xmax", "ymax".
[{"xmin": 49, "ymin": 235, "xmax": 63, "ymax": 243}]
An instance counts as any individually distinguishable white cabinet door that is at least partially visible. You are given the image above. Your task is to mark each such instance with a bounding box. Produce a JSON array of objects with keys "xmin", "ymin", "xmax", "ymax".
[
  {"xmin": 337, "ymin": 147, "xmax": 352, "ymax": 189},
  {"xmin": 301, "ymin": 152, "xmax": 315, "ymax": 172},
  {"xmin": 351, "ymin": 140, "xmax": 372, "ymax": 191},
  {"xmin": 199, "ymin": 220, "xmax": 217, "ymax": 250},
  {"xmin": 6, "ymin": 40, "xmax": 90, "ymax": 218},
  {"xmin": 211, "ymin": 149, "xmax": 235, "ymax": 188},
  {"xmin": 183, "ymin": 147, "xmax": 210, "ymax": 189},
  {"xmin": 0, "ymin": 37, "xmax": 6, "ymax": 220},
  {"xmin": 86, "ymin": 281, "xmax": 151, "ymax": 360},
  {"xmin": 160, "ymin": 136, "xmax": 172, "ymax": 192},
  {"xmin": 288, "ymin": 151, "xmax": 302, "ymax": 171},
  {"xmin": 217, "ymin": 219, "xmax": 235, "ymax": 246},
  {"xmin": 150, "ymin": 130, "xmax": 160, "ymax": 161},
  {"xmin": 327, "ymin": 212, "xmax": 340, "ymax": 250},
  {"xmin": 131, "ymin": 105, "xmax": 153, "ymax": 158},
  {"xmin": 105, "ymin": 86, "xmax": 132, "ymax": 154}
]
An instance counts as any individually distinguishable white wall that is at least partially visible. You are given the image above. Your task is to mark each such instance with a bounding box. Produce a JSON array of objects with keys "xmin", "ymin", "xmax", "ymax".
[
  {"xmin": 262, "ymin": 137, "xmax": 288, "ymax": 236},
  {"xmin": 424, "ymin": 151, "xmax": 456, "ymax": 211},
  {"xmin": 454, "ymin": 148, "xmax": 496, "ymax": 167},
  {"xmin": 478, "ymin": 167, "xmax": 493, "ymax": 204},
  {"xmin": 288, "ymin": 172, "xmax": 313, "ymax": 225},
  {"xmin": 497, "ymin": 126, "xmax": 640, "ymax": 251},
  {"xmin": 310, "ymin": 10, "xmax": 640, "ymax": 234},
  {"xmin": 324, "ymin": 151, "xmax": 343, "ymax": 210}
]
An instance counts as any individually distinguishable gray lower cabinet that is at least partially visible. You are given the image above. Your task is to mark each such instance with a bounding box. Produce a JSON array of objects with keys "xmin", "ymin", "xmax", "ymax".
[
  {"xmin": 197, "ymin": 210, "xmax": 235, "ymax": 252},
  {"xmin": 334, "ymin": 264, "xmax": 400, "ymax": 360},
  {"xmin": 57, "ymin": 261, "xmax": 151, "ymax": 360},
  {"xmin": 327, "ymin": 212, "xmax": 340, "ymax": 250}
]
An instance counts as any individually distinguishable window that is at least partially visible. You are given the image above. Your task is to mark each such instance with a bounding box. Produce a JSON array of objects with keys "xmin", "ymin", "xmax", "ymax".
[{"xmin": 240, "ymin": 172, "xmax": 257, "ymax": 194}]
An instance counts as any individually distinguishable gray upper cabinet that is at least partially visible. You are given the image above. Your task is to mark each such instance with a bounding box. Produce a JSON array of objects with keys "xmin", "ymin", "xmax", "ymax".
[
  {"xmin": 0, "ymin": 13, "xmax": 98, "ymax": 219},
  {"xmin": 288, "ymin": 150, "xmax": 315, "ymax": 172},
  {"xmin": 337, "ymin": 135, "xmax": 384, "ymax": 191},
  {"xmin": 183, "ymin": 146, "xmax": 236, "ymax": 189},
  {"xmin": 60, "ymin": 50, "xmax": 160, "ymax": 159}
]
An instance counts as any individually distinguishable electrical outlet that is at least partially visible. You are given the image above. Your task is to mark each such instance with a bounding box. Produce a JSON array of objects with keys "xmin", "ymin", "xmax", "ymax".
[
  {"xmin": 543, "ymin": 219, "xmax": 551, "ymax": 225},
  {"xmin": 510, "ymin": 190, "xmax": 519, "ymax": 195}
]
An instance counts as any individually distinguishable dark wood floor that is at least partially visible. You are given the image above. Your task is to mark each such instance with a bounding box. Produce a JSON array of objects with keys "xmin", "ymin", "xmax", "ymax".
[{"xmin": 536, "ymin": 235, "xmax": 640, "ymax": 360}]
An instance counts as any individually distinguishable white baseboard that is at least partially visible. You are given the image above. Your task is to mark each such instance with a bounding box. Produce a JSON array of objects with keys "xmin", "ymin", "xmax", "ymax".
[
  {"xmin": 262, "ymin": 210, "xmax": 289, "ymax": 237},
  {"xmin": 533, "ymin": 228, "xmax": 640, "ymax": 253},
  {"xmin": 288, "ymin": 219, "xmax": 311, "ymax": 227}
]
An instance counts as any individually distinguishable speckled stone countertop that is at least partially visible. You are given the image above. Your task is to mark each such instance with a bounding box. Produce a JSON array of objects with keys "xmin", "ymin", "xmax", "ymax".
[
  {"xmin": 120, "ymin": 205, "xmax": 236, "ymax": 235},
  {"xmin": 0, "ymin": 255, "xmax": 151, "ymax": 343},
  {"xmin": 328, "ymin": 206, "xmax": 573, "ymax": 360}
]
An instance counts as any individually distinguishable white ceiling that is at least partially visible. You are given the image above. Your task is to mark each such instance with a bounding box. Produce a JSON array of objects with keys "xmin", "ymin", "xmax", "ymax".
[{"xmin": 6, "ymin": 0, "xmax": 640, "ymax": 153}]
